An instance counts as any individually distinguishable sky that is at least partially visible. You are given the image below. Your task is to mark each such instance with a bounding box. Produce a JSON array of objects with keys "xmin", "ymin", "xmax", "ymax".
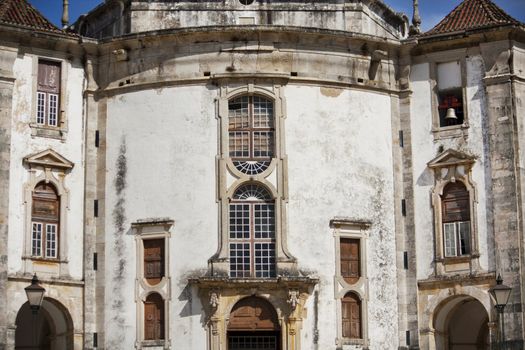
[{"xmin": 28, "ymin": 0, "xmax": 525, "ymax": 32}]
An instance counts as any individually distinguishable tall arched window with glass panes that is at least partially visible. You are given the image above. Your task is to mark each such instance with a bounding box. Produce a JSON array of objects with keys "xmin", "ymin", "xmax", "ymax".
[
  {"xmin": 228, "ymin": 95, "xmax": 274, "ymax": 175},
  {"xmin": 229, "ymin": 183, "xmax": 276, "ymax": 278}
]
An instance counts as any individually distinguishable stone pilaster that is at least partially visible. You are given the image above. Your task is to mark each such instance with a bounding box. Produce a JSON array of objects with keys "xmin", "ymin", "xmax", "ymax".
[
  {"xmin": 83, "ymin": 56, "xmax": 103, "ymax": 349},
  {"xmin": 395, "ymin": 54, "xmax": 420, "ymax": 349},
  {"xmin": 484, "ymin": 72, "xmax": 525, "ymax": 348},
  {"xmin": 0, "ymin": 46, "xmax": 18, "ymax": 350}
]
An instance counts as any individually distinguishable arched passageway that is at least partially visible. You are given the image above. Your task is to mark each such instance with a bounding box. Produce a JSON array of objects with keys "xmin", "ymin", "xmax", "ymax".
[
  {"xmin": 227, "ymin": 296, "xmax": 281, "ymax": 350},
  {"xmin": 434, "ymin": 295, "xmax": 489, "ymax": 350},
  {"xmin": 15, "ymin": 298, "xmax": 74, "ymax": 350}
]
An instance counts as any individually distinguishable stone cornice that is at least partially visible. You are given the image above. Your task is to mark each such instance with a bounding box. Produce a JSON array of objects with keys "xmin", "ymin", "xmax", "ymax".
[
  {"xmin": 189, "ymin": 276, "xmax": 319, "ymax": 292},
  {"xmin": 417, "ymin": 272, "xmax": 495, "ymax": 290}
]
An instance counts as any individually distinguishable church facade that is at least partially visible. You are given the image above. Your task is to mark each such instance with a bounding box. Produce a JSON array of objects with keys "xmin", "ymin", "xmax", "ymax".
[{"xmin": 0, "ymin": 0, "xmax": 524, "ymax": 349}]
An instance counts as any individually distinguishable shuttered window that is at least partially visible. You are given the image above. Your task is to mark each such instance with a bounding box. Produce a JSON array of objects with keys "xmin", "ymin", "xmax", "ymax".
[
  {"xmin": 442, "ymin": 182, "xmax": 471, "ymax": 257},
  {"xmin": 340, "ymin": 238, "xmax": 360, "ymax": 284},
  {"xmin": 143, "ymin": 239, "xmax": 164, "ymax": 285},
  {"xmin": 342, "ymin": 292, "xmax": 361, "ymax": 339},
  {"xmin": 144, "ymin": 293, "xmax": 164, "ymax": 340},
  {"xmin": 31, "ymin": 182, "xmax": 59, "ymax": 258},
  {"xmin": 37, "ymin": 60, "xmax": 61, "ymax": 127}
]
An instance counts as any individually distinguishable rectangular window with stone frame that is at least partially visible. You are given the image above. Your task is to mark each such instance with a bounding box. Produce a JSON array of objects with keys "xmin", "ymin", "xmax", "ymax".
[
  {"xmin": 37, "ymin": 60, "xmax": 61, "ymax": 127},
  {"xmin": 436, "ymin": 61, "xmax": 464, "ymax": 127},
  {"xmin": 340, "ymin": 238, "xmax": 360, "ymax": 284},
  {"xmin": 143, "ymin": 238, "xmax": 165, "ymax": 285},
  {"xmin": 442, "ymin": 182, "xmax": 471, "ymax": 257}
]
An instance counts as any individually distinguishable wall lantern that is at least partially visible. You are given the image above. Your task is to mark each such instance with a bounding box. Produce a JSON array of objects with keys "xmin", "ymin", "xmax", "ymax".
[
  {"xmin": 25, "ymin": 273, "xmax": 46, "ymax": 314},
  {"xmin": 489, "ymin": 274, "xmax": 512, "ymax": 350}
]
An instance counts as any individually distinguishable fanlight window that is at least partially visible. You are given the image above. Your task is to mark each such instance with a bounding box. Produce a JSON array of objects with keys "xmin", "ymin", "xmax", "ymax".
[
  {"xmin": 229, "ymin": 184, "xmax": 276, "ymax": 278},
  {"xmin": 442, "ymin": 182, "xmax": 471, "ymax": 257},
  {"xmin": 228, "ymin": 95, "xmax": 274, "ymax": 175},
  {"xmin": 31, "ymin": 182, "xmax": 59, "ymax": 259}
]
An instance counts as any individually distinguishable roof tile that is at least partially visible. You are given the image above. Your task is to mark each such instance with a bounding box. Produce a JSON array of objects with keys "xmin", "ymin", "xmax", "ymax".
[
  {"xmin": 423, "ymin": 0, "xmax": 521, "ymax": 36},
  {"xmin": 0, "ymin": 0, "xmax": 74, "ymax": 35}
]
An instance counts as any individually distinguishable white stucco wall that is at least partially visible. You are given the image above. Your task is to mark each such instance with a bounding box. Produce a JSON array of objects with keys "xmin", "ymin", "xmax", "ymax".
[
  {"xmin": 103, "ymin": 83, "xmax": 399, "ymax": 349},
  {"xmin": 7, "ymin": 53, "xmax": 86, "ymax": 279},
  {"xmin": 410, "ymin": 55, "xmax": 490, "ymax": 281},
  {"xmin": 285, "ymin": 85, "xmax": 398, "ymax": 349},
  {"xmin": 104, "ymin": 86, "xmax": 218, "ymax": 349}
]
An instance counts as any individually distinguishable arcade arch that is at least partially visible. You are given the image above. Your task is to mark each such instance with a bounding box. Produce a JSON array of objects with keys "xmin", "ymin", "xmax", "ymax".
[
  {"xmin": 15, "ymin": 297, "xmax": 74, "ymax": 350},
  {"xmin": 433, "ymin": 295, "xmax": 490, "ymax": 350}
]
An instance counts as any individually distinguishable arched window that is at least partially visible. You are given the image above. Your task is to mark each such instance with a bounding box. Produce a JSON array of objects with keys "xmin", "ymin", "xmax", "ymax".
[
  {"xmin": 229, "ymin": 183, "xmax": 275, "ymax": 278},
  {"xmin": 342, "ymin": 292, "xmax": 361, "ymax": 339},
  {"xmin": 31, "ymin": 182, "xmax": 59, "ymax": 258},
  {"xmin": 441, "ymin": 182, "xmax": 471, "ymax": 257},
  {"xmin": 228, "ymin": 95, "xmax": 274, "ymax": 175},
  {"xmin": 144, "ymin": 293, "xmax": 164, "ymax": 340}
]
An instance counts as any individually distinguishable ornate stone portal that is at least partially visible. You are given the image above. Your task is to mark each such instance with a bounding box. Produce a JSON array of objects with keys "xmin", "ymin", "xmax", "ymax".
[{"xmin": 190, "ymin": 277, "xmax": 317, "ymax": 350}]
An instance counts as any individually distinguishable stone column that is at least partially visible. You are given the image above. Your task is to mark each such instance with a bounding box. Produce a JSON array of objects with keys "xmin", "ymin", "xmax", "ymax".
[{"xmin": 0, "ymin": 46, "xmax": 18, "ymax": 350}]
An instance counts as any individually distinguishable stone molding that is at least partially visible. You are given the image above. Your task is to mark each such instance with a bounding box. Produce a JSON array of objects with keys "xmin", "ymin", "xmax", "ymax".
[
  {"xmin": 331, "ymin": 218, "xmax": 371, "ymax": 348},
  {"xmin": 132, "ymin": 219, "xmax": 173, "ymax": 349},
  {"xmin": 427, "ymin": 149, "xmax": 480, "ymax": 276},
  {"xmin": 22, "ymin": 149, "xmax": 74, "ymax": 278}
]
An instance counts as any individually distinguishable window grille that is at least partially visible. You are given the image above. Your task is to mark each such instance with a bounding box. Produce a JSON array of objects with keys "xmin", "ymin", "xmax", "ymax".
[
  {"xmin": 229, "ymin": 96, "xmax": 274, "ymax": 175},
  {"xmin": 229, "ymin": 184, "xmax": 276, "ymax": 278}
]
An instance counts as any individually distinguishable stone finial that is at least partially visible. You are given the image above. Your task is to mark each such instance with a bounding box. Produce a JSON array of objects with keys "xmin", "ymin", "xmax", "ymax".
[
  {"xmin": 61, "ymin": 0, "xmax": 69, "ymax": 28},
  {"xmin": 410, "ymin": 0, "xmax": 422, "ymax": 35}
]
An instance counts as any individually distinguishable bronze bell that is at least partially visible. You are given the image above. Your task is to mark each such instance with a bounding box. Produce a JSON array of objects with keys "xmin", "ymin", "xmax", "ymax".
[{"xmin": 445, "ymin": 108, "xmax": 458, "ymax": 121}]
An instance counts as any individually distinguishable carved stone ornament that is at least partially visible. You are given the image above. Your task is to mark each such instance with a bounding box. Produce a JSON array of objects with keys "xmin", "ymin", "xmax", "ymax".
[
  {"xmin": 427, "ymin": 149, "xmax": 475, "ymax": 182},
  {"xmin": 287, "ymin": 290, "xmax": 299, "ymax": 311},
  {"xmin": 209, "ymin": 290, "xmax": 220, "ymax": 309},
  {"xmin": 23, "ymin": 149, "xmax": 74, "ymax": 171}
]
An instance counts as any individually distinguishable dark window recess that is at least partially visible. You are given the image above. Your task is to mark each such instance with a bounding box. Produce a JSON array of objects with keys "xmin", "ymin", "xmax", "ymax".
[
  {"xmin": 95, "ymin": 130, "xmax": 100, "ymax": 147},
  {"xmin": 94, "ymin": 200, "xmax": 98, "ymax": 217},
  {"xmin": 144, "ymin": 239, "xmax": 165, "ymax": 285},
  {"xmin": 403, "ymin": 251, "xmax": 408, "ymax": 270},
  {"xmin": 401, "ymin": 199, "xmax": 406, "ymax": 216},
  {"xmin": 144, "ymin": 293, "xmax": 164, "ymax": 340},
  {"xmin": 399, "ymin": 130, "xmax": 404, "ymax": 148},
  {"xmin": 93, "ymin": 252, "xmax": 98, "ymax": 270},
  {"xmin": 342, "ymin": 292, "xmax": 361, "ymax": 339},
  {"xmin": 93, "ymin": 332, "xmax": 98, "ymax": 347},
  {"xmin": 438, "ymin": 88, "xmax": 464, "ymax": 127},
  {"xmin": 340, "ymin": 238, "xmax": 360, "ymax": 284},
  {"xmin": 406, "ymin": 330, "xmax": 411, "ymax": 346}
]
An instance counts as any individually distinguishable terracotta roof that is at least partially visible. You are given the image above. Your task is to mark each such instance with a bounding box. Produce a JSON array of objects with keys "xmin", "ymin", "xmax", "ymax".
[
  {"xmin": 0, "ymin": 0, "xmax": 69, "ymax": 35},
  {"xmin": 423, "ymin": 0, "xmax": 521, "ymax": 36}
]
